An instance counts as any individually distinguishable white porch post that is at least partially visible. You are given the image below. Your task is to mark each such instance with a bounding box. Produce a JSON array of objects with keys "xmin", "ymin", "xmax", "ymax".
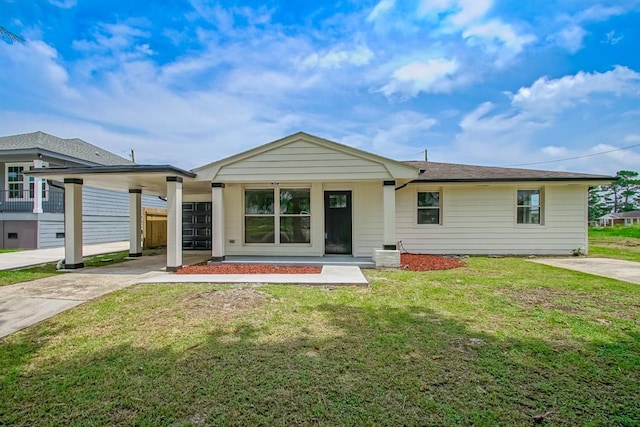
[
  {"xmin": 166, "ymin": 177, "xmax": 183, "ymax": 271},
  {"xmin": 382, "ymin": 180, "xmax": 397, "ymax": 249},
  {"xmin": 32, "ymin": 159, "xmax": 43, "ymax": 214},
  {"xmin": 375, "ymin": 180, "xmax": 401, "ymax": 268},
  {"xmin": 129, "ymin": 189, "xmax": 143, "ymax": 257},
  {"xmin": 64, "ymin": 178, "xmax": 84, "ymax": 269},
  {"xmin": 211, "ymin": 183, "xmax": 225, "ymax": 261}
]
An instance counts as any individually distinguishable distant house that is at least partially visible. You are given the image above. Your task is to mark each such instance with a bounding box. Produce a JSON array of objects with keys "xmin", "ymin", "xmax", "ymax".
[
  {"xmin": 0, "ymin": 131, "xmax": 165, "ymax": 249},
  {"xmin": 597, "ymin": 211, "xmax": 640, "ymax": 227},
  {"xmin": 28, "ymin": 132, "xmax": 615, "ymax": 269}
]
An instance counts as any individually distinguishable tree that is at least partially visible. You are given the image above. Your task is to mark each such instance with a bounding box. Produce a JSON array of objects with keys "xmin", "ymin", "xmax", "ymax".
[
  {"xmin": 0, "ymin": 25, "xmax": 25, "ymax": 44},
  {"xmin": 604, "ymin": 170, "xmax": 640, "ymax": 213},
  {"xmin": 588, "ymin": 170, "xmax": 640, "ymax": 222},
  {"xmin": 588, "ymin": 187, "xmax": 609, "ymax": 222}
]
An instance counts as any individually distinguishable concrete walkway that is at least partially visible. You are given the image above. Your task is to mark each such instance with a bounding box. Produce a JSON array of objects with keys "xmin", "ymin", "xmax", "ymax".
[
  {"xmin": 139, "ymin": 265, "xmax": 369, "ymax": 286},
  {"xmin": 0, "ymin": 241, "xmax": 129, "ymax": 270},
  {"xmin": 0, "ymin": 252, "xmax": 368, "ymax": 339},
  {"xmin": 531, "ymin": 257, "xmax": 640, "ymax": 285}
]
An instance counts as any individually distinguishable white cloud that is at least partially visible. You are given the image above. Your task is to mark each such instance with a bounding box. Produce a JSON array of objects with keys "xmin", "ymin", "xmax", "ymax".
[
  {"xmin": 552, "ymin": 25, "xmax": 587, "ymax": 53},
  {"xmin": 511, "ymin": 66, "xmax": 640, "ymax": 114},
  {"xmin": 541, "ymin": 145, "xmax": 568, "ymax": 156},
  {"xmin": 340, "ymin": 111, "xmax": 438, "ymax": 159},
  {"xmin": 550, "ymin": 5, "xmax": 626, "ymax": 53},
  {"xmin": 380, "ymin": 58, "xmax": 459, "ymax": 97},
  {"xmin": 604, "ymin": 30, "xmax": 624, "ymax": 45},
  {"xmin": 463, "ymin": 20, "xmax": 535, "ymax": 66},
  {"xmin": 418, "ymin": 0, "xmax": 492, "ymax": 28},
  {"xmin": 445, "ymin": 67, "xmax": 640, "ymax": 170},
  {"xmin": 577, "ymin": 5, "xmax": 625, "ymax": 22},
  {"xmin": 301, "ymin": 45, "xmax": 374, "ymax": 69},
  {"xmin": 367, "ymin": 0, "xmax": 395, "ymax": 23},
  {"xmin": 48, "ymin": 0, "xmax": 76, "ymax": 8}
]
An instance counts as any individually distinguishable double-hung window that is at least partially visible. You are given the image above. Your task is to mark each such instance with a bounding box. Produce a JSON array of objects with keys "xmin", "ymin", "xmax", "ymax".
[
  {"xmin": 244, "ymin": 188, "xmax": 311, "ymax": 244},
  {"xmin": 417, "ymin": 191, "xmax": 441, "ymax": 224},
  {"xmin": 517, "ymin": 189, "xmax": 542, "ymax": 224}
]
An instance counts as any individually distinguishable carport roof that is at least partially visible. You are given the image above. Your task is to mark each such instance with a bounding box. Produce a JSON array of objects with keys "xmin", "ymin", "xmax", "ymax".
[{"xmin": 26, "ymin": 165, "xmax": 207, "ymax": 196}]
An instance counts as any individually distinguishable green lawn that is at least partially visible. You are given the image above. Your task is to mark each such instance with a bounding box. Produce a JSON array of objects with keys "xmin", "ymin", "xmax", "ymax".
[
  {"xmin": 589, "ymin": 225, "xmax": 640, "ymax": 262},
  {"xmin": 1, "ymin": 258, "xmax": 638, "ymax": 426}
]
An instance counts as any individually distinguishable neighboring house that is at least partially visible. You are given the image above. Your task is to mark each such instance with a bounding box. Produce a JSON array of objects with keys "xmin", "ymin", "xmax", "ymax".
[
  {"xmin": 0, "ymin": 131, "xmax": 165, "ymax": 249},
  {"xmin": 28, "ymin": 132, "xmax": 614, "ymax": 269},
  {"xmin": 597, "ymin": 211, "xmax": 640, "ymax": 227}
]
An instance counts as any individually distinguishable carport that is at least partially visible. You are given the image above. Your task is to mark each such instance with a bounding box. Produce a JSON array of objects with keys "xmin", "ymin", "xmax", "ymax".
[{"xmin": 27, "ymin": 165, "xmax": 209, "ymax": 271}]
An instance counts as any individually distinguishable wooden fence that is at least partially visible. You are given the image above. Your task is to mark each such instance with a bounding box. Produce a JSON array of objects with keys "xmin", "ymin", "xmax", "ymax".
[{"xmin": 143, "ymin": 207, "xmax": 167, "ymax": 249}]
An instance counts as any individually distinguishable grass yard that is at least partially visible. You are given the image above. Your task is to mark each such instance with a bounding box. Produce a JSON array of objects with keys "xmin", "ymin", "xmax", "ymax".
[
  {"xmin": 1, "ymin": 258, "xmax": 638, "ymax": 426},
  {"xmin": 589, "ymin": 224, "xmax": 640, "ymax": 262}
]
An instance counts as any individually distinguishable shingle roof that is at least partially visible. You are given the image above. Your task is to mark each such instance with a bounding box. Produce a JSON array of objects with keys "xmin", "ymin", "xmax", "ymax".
[
  {"xmin": 404, "ymin": 161, "xmax": 614, "ymax": 182},
  {"xmin": 601, "ymin": 210, "xmax": 640, "ymax": 219},
  {"xmin": 0, "ymin": 131, "xmax": 134, "ymax": 166}
]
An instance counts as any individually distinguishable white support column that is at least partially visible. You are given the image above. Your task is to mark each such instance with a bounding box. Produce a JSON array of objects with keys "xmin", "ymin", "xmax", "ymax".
[
  {"xmin": 129, "ymin": 189, "xmax": 143, "ymax": 257},
  {"xmin": 382, "ymin": 180, "xmax": 397, "ymax": 250},
  {"xmin": 32, "ymin": 159, "xmax": 43, "ymax": 214},
  {"xmin": 375, "ymin": 180, "xmax": 401, "ymax": 268},
  {"xmin": 64, "ymin": 178, "xmax": 84, "ymax": 269},
  {"xmin": 166, "ymin": 176, "xmax": 183, "ymax": 271},
  {"xmin": 211, "ymin": 183, "xmax": 225, "ymax": 261}
]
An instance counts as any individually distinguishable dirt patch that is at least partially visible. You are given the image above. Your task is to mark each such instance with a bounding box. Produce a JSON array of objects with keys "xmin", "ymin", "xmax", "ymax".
[
  {"xmin": 401, "ymin": 253, "xmax": 466, "ymax": 271},
  {"xmin": 182, "ymin": 288, "xmax": 269, "ymax": 317},
  {"xmin": 177, "ymin": 265, "xmax": 321, "ymax": 274}
]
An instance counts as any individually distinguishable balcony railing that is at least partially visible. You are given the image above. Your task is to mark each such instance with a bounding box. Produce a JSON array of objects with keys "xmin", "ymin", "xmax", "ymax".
[{"xmin": 0, "ymin": 190, "xmax": 64, "ymax": 213}]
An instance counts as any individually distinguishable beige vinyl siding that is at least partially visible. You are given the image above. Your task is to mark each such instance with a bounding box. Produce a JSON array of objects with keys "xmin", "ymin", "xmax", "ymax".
[
  {"xmin": 396, "ymin": 183, "xmax": 588, "ymax": 255},
  {"xmin": 215, "ymin": 140, "xmax": 393, "ymax": 182}
]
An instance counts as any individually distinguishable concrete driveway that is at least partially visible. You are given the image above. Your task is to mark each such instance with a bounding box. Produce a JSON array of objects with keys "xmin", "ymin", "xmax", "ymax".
[
  {"xmin": 531, "ymin": 257, "xmax": 640, "ymax": 284},
  {"xmin": 0, "ymin": 252, "xmax": 210, "ymax": 339}
]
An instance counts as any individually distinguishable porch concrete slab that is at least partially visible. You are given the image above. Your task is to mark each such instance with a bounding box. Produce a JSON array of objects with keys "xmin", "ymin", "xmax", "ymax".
[
  {"xmin": 0, "ymin": 241, "xmax": 129, "ymax": 271},
  {"xmin": 139, "ymin": 265, "xmax": 369, "ymax": 286},
  {"xmin": 531, "ymin": 257, "xmax": 640, "ymax": 285},
  {"xmin": 223, "ymin": 255, "xmax": 376, "ymax": 268}
]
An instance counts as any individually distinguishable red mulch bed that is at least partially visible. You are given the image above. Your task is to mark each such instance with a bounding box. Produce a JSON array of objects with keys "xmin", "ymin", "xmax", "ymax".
[
  {"xmin": 177, "ymin": 264, "xmax": 322, "ymax": 274},
  {"xmin": 176, "ymin": 254, "xmax": 464, "ymax": 274},
  {"xmin": 401, "ymin": 253, "xmax": 466, "ymax": 271}
]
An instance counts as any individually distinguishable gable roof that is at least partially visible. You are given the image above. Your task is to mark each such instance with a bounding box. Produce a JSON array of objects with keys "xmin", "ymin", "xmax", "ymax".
[
  {"xmin": 0, "ymin": 131, "xmax": 134, "ymax": 166},
  {"xmin": 193, "ymin": 132, "xmax": 419, "ymax": 181},
  {"xmin": 599, "ymin": 210, "xmax": 640, "ymax": 219},
  {"xmin": 405, "ymin": 161, "xmax": 615, "ymax": 183}
]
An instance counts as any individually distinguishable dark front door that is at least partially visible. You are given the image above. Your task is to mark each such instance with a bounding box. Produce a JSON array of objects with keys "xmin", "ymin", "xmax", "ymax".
[{"xmin": 324, "ymin": 191, "xmax": 352, "ymax": 254}]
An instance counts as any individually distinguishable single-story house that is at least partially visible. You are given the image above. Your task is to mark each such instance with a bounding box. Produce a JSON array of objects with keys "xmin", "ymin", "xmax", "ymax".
[
  {"xmin": 597, "ymin": 211, "xmax": 640, "ymax": 227},
  {"xmin": 27, "ymin": 132, "xmax": 614, "ymax": 269},
  {"xmin": 0, "ymin": 131, "xmax": 165, "ymax": 249}
]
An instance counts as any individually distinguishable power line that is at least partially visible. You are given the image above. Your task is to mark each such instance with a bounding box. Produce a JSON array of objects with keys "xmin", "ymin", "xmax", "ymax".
[{"xmin": 503, "ymin": 142, "xmax": 640, "ymax": 167}]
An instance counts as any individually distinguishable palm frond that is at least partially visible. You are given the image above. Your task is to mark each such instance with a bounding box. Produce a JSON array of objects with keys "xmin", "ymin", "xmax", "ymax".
[{"xmin": 0, "ymin": 25, "xmax": 25, "ymax": 44}]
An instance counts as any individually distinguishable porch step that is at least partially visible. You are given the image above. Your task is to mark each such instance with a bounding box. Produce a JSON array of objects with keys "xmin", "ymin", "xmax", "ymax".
[{"xmin": 221, "ymin": 256, "xmax": 376, "ymax": 269}]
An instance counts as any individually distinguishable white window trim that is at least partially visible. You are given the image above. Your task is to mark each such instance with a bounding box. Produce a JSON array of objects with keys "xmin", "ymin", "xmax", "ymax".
[
  {"xmin": 243, "ymin": 186, "xmax": 312, "ymax": 246},
  {"xmin": 5, "ymin": 162, "xmax": 49, "ymax": 201},
  {"xmin": 416, "ymin": 188, "xmax": 443, "ymax": 226},
  {"xmin": 516, "ymin": 187, "xmax": 544, "ymax": 226}
]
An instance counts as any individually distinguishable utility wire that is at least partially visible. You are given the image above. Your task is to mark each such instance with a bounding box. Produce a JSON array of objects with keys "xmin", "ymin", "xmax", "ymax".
[{"xmin": 503, "ymin": 142, "xmax": 640, "ymax": 167}]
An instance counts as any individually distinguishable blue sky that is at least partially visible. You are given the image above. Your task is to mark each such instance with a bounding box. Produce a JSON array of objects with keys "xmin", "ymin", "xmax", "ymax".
[{"xmin": 1, "ymin": 0, "xmax": 639, "ymax": 173}]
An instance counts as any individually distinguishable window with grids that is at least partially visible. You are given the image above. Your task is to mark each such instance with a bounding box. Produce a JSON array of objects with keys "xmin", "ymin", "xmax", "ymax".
[
  {"xmin": 517, "ymin": 189, "xmax": 542, "ymax": 224},
  {"xmin": 5, "ymin": 163, "xmax": 49, "ymax": 200},
  {"xmin": 417, "ymin": 191, "xmax": 440, "ymax": 224},
  {"xmin": 244, "ymin": 188, "xmax": 310, "ymax": 244}
]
